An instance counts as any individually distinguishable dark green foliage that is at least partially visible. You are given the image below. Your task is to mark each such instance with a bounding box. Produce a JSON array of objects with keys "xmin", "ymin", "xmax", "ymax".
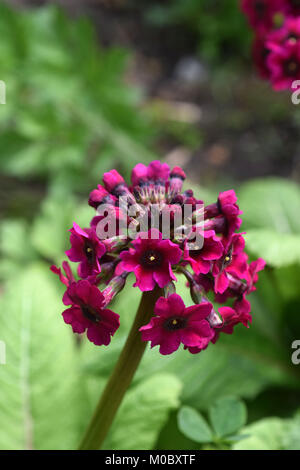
[{"xmin": 144, "ymin": 0, "xmax": 252, "ymax": 63}]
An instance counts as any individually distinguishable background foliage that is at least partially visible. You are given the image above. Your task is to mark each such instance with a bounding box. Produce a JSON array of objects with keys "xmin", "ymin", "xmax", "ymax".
[{"xmin": 0, "ymin": 1, "xmax": 299, "ymax": 450}]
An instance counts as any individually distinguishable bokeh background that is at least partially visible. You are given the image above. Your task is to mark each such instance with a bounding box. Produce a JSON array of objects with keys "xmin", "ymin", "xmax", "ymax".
[{"xmin": 0, "ymin": 0, "xmax": 299, "ymax": 450}]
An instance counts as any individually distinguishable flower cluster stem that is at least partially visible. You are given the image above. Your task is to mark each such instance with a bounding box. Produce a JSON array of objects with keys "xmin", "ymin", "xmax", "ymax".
[{"xmin": 78, "ymin": 287, "xmax": 162, "ymax": 450}]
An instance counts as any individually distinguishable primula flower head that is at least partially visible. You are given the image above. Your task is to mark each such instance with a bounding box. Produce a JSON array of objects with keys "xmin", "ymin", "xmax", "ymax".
[
  {"xmin": 241, "ymin": 0, "xmax": 281, "ymax": 34},
  {"xmin": 241, "ymin": 0, "xmax": 300, "ymax": 91},
  {"xmin": 267, "ymin": 32, "xmax": 300, "ymax": 90},
  {"xmin": 267, "ymin": 40, "xmax": 300, "ymax": 90},
  {"xmin": 52, "ymin": 160, "xmax": 265, "ymax": 354}
]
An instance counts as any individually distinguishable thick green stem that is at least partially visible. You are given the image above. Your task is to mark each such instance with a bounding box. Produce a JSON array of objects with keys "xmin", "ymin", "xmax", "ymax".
[{"xmin": 78, "ymin": 287, "xmax": 162, "ymax": 450}]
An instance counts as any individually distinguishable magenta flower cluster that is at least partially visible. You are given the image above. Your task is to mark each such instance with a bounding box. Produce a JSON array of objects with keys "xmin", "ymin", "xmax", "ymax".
[
  {"xmin": 241, "ymin": 0, "xmax": 300, "ymax": 90},
  {"xmin": 51, "ymin": 161, "xmax": 265, "ymax": 355}
]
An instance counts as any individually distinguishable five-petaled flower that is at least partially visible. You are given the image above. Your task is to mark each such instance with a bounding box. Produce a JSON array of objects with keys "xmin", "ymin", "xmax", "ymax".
[
  {"xmin": 139, "ymin": 294, "xmax": 215, "ymax": 355},
  {"xmin": 117, "ymin": 228, "xmax": 182, "ymax": 291},
  {"xmin": 267, "ymin": 40, "xmax": 300, "ymax": 90},
  {"xmin": 213, "ymin": 234, "xmax": 248, "ymax": 294},
  {"xmin": 62, "ymin": 280, "xmax": 120, "ymax": 346},
  {"xmin": 65, "ymin": 223, "xmax": 106, "ymax": 278},
  {"xmin": 183, "ymin": 230, "xmax": 223, "ymax": 275}
]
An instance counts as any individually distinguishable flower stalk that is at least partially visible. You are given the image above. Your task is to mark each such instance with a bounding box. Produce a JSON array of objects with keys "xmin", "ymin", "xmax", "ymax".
[{"xmin": 78, "ymin": 287, "xmax": 162, "ymax": 450}]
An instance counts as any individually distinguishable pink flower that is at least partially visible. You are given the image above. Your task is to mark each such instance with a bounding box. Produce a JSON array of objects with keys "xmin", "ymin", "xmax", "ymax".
[
  {"xmin": 53, "ymin": 159, "xmax": 265, "ymax": 352},
  {"xmin": 50, "ymin": 261, "xmax": 75, "ymax": 287},
  {"xmin": 267, "ymin": 40, "xmax": 300, "ymax": 90},
  {"xmin": 245, "ymin": 257, "xmax": 266, "ymax": 291},
  {"xmin": 209, "ymin": 304, "xmax": 252, "ymax": 344},
  {"xmin": 103, "ymin": 169, "xmax": 125, "ymax": 193},
  {"xmin": 88, "ymin": 184, "xmax": 116, "ymax": 209},
  {"xmin": 252, "ymin": 35, "xmax": 272, "ymax": 79},
  {"xmin": 213, "ymin": 234, "xmax": 248, "ymax": 294},
  {"xmin": 268, "ymin": 17, "xmax": 300, "ymax": 44},
  {"xmin": 62, "ymin": 280, "xmax": 120, "ymax": 346},
  {"xmin": 234, "ymin": 294, "xmax": 252, "ymax": 317},
  {"xmin": 131, "ymin": 160, "xmax": 170, "ymax": 186},
  {"xmin": 90, "ymin": 203, "xmax": 127, "ymax": 239},
  {"xmin": 218, "ymin": 190, "xmax": 243, "ymax": 237},
  {"xmin": 140, "ymin": 294, "xmax": 214, "ymax": 355},
  {"xmin": 218, "ymin": 306, "xmax": 252, "ymax": 335},
  {"xmin": 205, "ymin": 190, "xmax": 242, "ymax": 239},
  {"xmin": 117, "ymin": 228, "xmax": 182, "ymax": 291},
  {"xmin": 65, "ymin": 223, "xmax": 106, "ymax": 278},
  {"xmin": 131, "ymin": 163, "xmax": 149, "ymax": 186},
  {"xmin": 170, "ymin": 166, "xmax": 186, "ymax": 193},
  {"xmin": 183, "ymin": 230, "xmax": 223, "ymax": 275},
  {"xmin": 214, "ymin": 256, "xmax": 265, "ymax": 312},
  {"xmin": 147, "ymin": 160, "xmax": 170, "ymax": 183},
  {"xmin": 193, "ymin": 273, "xmax": 215, "ymax": 293},
  {"xmin": 241, "ymin": 0, "xmax": 281, "ymax": 34},
  {"xmin": 278, "ymin": 0, "xmax": 300, "ymax": 17}
]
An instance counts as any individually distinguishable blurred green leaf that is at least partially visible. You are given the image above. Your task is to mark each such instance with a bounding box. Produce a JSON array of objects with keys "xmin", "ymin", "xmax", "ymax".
[
  {"xmin": 0, "ymin": 264, "xmax": 83, "ymax": 449},
  {"xmin": 103, "ymin": 374, "xmax": 182, "ymax": 450},
  {"xmin": 145, "ymin": 0, "xmax": 251, "ymax": 63},
  {"xmin": 283, "ymin": 411, "xmax": 300, "ymax": 450},
  {"xmin": 83, "ymin": 275, "xmax": 300, "ymax": 413},
  {"xmin": 177, "ymin": 406, "xmax": 213, "ymax": 443},
  {"xmin": 233, "ymin": 417, "xmax": 289, "ymax": 450},
  {"xmin": 238, "ymin": 178, "xmax": 300, "ymax": 234},
  {"xmin": 0, "ymin": 219, "xmax": 38, "ymax": 279},
  {"xmin": 238, "ymin": 178, "xmax": 300, "ymax": 268},
  {"xmin": 0, "ymin": 3, "xmax": 156, "ymax": 190},
  {"xmin": 30, "ymin": 186, "xmax": 93, "ymax": 263},
  {"xmin": 245, "ymin": 230, "xmax": 300, "ymax": 267},
  {"xmin": 209, "ymin": 396, "xmax": 247, "ymax": 438}
]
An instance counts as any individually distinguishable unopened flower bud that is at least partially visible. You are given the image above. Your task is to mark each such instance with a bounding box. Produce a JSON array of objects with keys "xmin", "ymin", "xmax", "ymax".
[
  {"xmin": 102, "ymin": 273, "xmax": 128, "ymax": 306},
  {"xmin": 170, "ymin": 166, "xmax": 186, "ymax": 194}
]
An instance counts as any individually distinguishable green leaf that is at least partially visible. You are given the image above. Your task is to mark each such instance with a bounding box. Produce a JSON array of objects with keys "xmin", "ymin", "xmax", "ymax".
[
  {"xmin": 244, "ymin": 230, "xmax": 300, "ymax": 268},
  {"xmin": 84, "ymin": 274, "xmax": 300, "ymax": 412},
  {"xmin": 177, "ymin": 406, "xmax": 213, "ymax": 444},
  {"xmin": 0, "ymin": 3, "xmax": 155, "ymax": 186},
  {"xmin": 238, "ymin": 178, "xmax": 300, "ymax": 268},
  {"xmin": 238, "ymin": 178, "xmax": 300, "ymax": 234},
  {"xmin": 0, "ymin": 264, "xmax": 83, "ymax": 449},
  {"xmin": 0, "ymin": 219, "xmax": 35, "ymax": 263},
  {"xmin": 224, "ymin": 434, "xmax": 250, "ymax": 442},
  {"xmin": 102, "ymin": 374, "xmax": 182, "ymax": 450},
  {"xmin": 283, "ymin": 411, "xmax": 300, "ymax": 450},
  {"xmin": 209, "ymin": 396, "xmax": 247, "ymax": 438},
  {"xmin": 233, "ymin": 418, "xmax": 288, "ymax": 450},
  {"xmin": 30, "ymin": 187, "xmax": 93, "ymax": 263}
]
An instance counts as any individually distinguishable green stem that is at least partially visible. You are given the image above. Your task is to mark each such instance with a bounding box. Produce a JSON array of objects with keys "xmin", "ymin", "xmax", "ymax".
[{"xmin": 78, "ymin": 287, "xmax": 162, "ymax": 450}]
